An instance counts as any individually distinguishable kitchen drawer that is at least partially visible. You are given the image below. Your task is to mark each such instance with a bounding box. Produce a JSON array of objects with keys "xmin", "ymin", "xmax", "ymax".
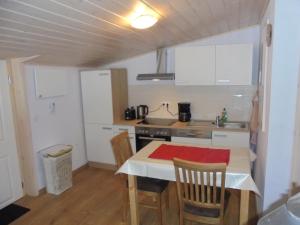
[
  {"xmin": 113, "ymin": 125, "xmax": 135, "ymax": 134},
  {"xmin": 171, "ymin": 136, "xmax": 212, "ymax": 146},
  {"xmin": 212, "ymin": 131, "xmax": 250, "ymax": 148}
]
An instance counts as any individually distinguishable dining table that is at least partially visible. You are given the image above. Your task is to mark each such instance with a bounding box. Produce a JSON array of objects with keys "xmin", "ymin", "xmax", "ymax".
[{"xmin": 117, "ymin": 141, "xmax": 260, "ymax": 225}]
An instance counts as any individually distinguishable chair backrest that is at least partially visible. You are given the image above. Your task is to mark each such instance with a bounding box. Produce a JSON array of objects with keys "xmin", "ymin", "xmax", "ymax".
[
  {"xmin": 173, "ymin": 158, "xmax": 227, "ymax": 218},
  {"xmin": 110, "ymin": 131, "xmax": 133, "ymax": 169}
]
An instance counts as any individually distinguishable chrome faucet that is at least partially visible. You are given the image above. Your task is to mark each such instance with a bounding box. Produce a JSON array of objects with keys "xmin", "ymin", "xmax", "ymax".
[{"xmin": 215, "ymin": 116, "xmax": 220, "ymax": 128}]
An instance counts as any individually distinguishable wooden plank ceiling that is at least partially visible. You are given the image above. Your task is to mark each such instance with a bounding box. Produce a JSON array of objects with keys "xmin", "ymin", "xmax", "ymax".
[{"xmin": 0, "ymin": 0, "xmax": 269, "ymax": 66}]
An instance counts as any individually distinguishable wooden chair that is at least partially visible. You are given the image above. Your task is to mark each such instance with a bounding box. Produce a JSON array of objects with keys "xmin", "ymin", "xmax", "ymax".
[
  {"xmin": 111, "ymin": 131, "xmax": 169, "ymax": 225},
  {"xmin": 173, "ymin": 158, "xmax": 230, "ymax": 225}
]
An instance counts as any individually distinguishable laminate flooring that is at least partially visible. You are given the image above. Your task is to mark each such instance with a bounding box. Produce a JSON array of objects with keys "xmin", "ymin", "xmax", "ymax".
[{"xmin": 13, "ymin": 166, "xmax": 258, "ymax": 225}]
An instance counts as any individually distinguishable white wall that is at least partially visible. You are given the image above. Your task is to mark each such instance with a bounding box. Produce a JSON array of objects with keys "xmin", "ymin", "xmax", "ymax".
[
  {"xmin": 25, "ymin": 65, "xmax": 87, "ymax": 189},
  {"xmin": 255, "ymin": 0, "xmax": 300, "ymax": 211},
  {"xmin": 255, "ymin": 0, "xmax": 275, "ymax": 212},
  {"xmin": 128, "ymin": 85, "xmax": 255, "ymax": 121},
  {"xmin": 100, "ymin": 26, "xmax": 260, "ymax": 121}
]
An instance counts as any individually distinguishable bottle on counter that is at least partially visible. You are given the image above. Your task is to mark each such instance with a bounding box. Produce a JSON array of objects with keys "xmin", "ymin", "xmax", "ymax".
[{"xmin": 221, "ymin": 108, "xmax": 228, "ymax": 123}]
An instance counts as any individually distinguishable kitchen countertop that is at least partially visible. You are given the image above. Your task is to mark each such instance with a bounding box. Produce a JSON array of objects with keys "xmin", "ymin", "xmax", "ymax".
[
  {"xmin": 114, "ymin": 119, "xmax": 143, "ymax": 126},
  {"xmin": 114, "ymin": 119, "xmax": 250, "ymax": 133}
]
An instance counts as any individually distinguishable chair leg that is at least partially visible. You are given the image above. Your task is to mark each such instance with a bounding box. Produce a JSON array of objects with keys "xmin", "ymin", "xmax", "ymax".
[
  {"xmin": 156, "ymin": 192, "xmax": 167, "ymax": 225},
  {"xmin": 165, "ymin": 186, "xmax": 169, "ymax": 209},
  {"xmin": 122, "ymin": 189, "xmax": 128, "ymax": 224},
  {"xmin": 179, "ymin": 210, "xmax": 184, "ymax": 225},
  {"xmin": 157, "ymin": 194, "xmax": 163, "ymax": 225}
]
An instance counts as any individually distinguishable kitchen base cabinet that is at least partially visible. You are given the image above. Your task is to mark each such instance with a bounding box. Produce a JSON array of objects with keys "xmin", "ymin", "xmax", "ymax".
[
  {"xmin": 113, "ymin": 125, "xmax": 136, "ymax": 153},
  {"xmin": 212, "ymin": 131, "xmax": 250, "ymax": 148},
  {"xmin": 171, "ymin": 136, "xmax": 212, "ymax": 146},
  {"xmin": 85, "ymin": 123, "xmax": 115, "ymax": 165}
]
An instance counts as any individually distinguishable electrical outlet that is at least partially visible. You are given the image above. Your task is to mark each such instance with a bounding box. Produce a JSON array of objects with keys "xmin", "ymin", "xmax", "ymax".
[{"xmin": 161, "ymin": 101, "xmax": 169, "ymax": 106}]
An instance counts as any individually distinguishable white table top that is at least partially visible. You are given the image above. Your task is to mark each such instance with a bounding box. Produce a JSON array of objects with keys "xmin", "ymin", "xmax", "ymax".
[{"xmin": 117, "ymin": 141, "xmax": 260, "ymax": 194}]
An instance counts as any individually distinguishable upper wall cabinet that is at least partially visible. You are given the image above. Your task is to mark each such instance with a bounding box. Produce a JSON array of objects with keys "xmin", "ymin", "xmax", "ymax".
[
  {"xmin": 81, "ymin": 70, "xmax": 113, "ymax": 124},
  {"xmin": 175, "ymin": 44, "xmax": 253, "ymax": 86},
  {"xmin": 175, "ymin": 46, "xmax": 215, "ymax": 85},
  {"xmin": 80, "ymin": 69, "xmax": 128, "ymax": 124},
  {"xmin": 34, "ymin": 66, "xmax": 68, "ymax": 98},
  {"xmin": 215, "ymin": 44, "xmax": 253, "ymax": 85}
]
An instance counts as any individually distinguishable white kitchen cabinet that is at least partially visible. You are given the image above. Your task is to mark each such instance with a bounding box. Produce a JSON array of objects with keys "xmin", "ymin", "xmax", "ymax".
[
  {"xmin": 113, "ymin": 125, "xmax": 135, "ymax": 134},
  {"xmin": 81, "ymin": 70, "xmax": 113, "ymax": 124},
  {"xmin": 171, "ymin": 136, "xmax": 212, "ymax": 145},
  {"xmin": 34, "ymin": 66, "xmax": 68, "ymax": 98},
  {"xmin": 81, "ymin": 69, "xmax": 128, "ymax": 124},
  {"xmin": 175, "ymin": 46, "xmax": 215, "ymax": 85},
  {"xmin": 81, "ymin": 69, "xmax": 128, "ymax": 166},
  {"xmin": 215, "ymin": 44, "xmax": 253, "ymax": 85},
  {"xmin": 175, "ymin": 44, "xmax": 253, "ymax": 86},
  {"xmin": 113, "ymin": 125, "xmax": 136, "ymax": 153},
  {"xmin": 212, "ymin": 131, "xmax": 250, "ymax": 148},
  {"xmin": 85, "ymin": 124, "xmax": 115, "ymax": 164}
]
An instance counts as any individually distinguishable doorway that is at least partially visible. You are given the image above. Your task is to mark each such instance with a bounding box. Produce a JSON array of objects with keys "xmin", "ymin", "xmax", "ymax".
[{"xmin": 0, "ymin": 61, "xmax": 23, "ymax": 209}]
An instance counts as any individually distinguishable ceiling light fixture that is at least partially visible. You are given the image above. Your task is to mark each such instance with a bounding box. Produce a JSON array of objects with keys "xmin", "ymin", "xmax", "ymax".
[
  {"xmin": 152, "ymin": 78, "xmax": 160, "ymax": 82},
  {"xmin": 129, "ymin": 1, "xmax": 159, "ymax": 29}
]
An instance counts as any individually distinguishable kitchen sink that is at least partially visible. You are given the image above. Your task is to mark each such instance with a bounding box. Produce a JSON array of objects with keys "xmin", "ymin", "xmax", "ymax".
[
  {"xmin": 219, "ymin": 122, "xmax": 247, "ymax": 129},
  {"xmin": 188, "ymin": 120, "xmax": 248, "ymax": 129}
]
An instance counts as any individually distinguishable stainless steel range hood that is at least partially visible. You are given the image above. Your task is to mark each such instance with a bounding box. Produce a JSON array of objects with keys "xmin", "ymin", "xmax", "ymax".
[{"xmin": 136, "ymin": 48, "xmax": 175, "ymax": 81}]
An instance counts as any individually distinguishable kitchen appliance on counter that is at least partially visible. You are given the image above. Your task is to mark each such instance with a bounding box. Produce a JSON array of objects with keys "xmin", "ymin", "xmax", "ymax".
[
  {"xmin": 178, "ymin": 102, "xmax": 191, "ymax": 122},
  {"xmin": 135, "ymin": 118, "xmax": 176, "ymax": 151},
  {"xmin": 124, "ymin": 108, "xmax": 131, "ymax": 120},
  {"xmin": 124, "ymin": 107, "xmax": 136, "ymax": 120},
  {"xmin": 137, "ymin": 105, "xmax": 149, "ymax": 119}
]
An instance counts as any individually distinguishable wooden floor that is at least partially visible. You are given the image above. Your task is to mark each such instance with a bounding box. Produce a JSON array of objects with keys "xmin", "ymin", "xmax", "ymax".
[{"xmin": 14, "ymin": 166, "xmax": 258, "ymax": 225}]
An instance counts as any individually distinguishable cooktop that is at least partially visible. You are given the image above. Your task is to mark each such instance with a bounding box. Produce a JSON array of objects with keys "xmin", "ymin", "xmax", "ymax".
[{"xmin": 138, "ymin": 118, "xmax": 177, "ymax": 126}]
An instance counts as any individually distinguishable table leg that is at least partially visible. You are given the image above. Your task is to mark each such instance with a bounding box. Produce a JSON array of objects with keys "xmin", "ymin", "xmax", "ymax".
[
  {"xmin": 239, "ymin": 190, "xmax": 250, "ymax": 225},
  {"xmin": 128, "ymin": 175, "xmax": 139, "ymax": 225}
]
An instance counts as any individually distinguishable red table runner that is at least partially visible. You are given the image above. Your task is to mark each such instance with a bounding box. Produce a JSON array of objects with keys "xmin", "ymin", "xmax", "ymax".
[{"xmin": 148, "ymin": 144, "xmax": 230, "ymax": 165}]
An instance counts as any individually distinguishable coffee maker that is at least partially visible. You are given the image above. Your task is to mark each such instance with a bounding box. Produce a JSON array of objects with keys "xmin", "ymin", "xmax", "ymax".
[{"xmin": 178, "ymin": 102, "xmax": 191, "ymax": 122}]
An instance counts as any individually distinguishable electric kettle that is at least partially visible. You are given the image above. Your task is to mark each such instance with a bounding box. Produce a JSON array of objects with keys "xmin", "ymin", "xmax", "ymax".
[{"xmin": 137, "ymin": 105, "xmax": 149, "ymax": 119}]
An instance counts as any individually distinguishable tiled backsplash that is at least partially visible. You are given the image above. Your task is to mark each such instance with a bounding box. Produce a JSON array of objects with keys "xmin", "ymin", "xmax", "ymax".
[{"xmin": 129, "ymin": 85, "xmax": 256, "ymax": 121}]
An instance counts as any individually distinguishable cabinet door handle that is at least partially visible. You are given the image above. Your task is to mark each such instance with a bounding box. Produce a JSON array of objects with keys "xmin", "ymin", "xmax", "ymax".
[
  {"xmin": 138, "ymin": 137, "xmax": 166, "ymax": 141},
  {"xmin": 214, "ymin": 134, "xmax": 227, "ymax": 138},
  {"xmin": 217, "ymin": 79, "xmax": 230, "ymax": 83},
  {"xmin": 98, "ymin": 73, "xmax": 109, "ymax": 76},
  {"xmin": 102, "ymin": 127, "xmax": 112, "ymax": 130},
  {"xmin": 176, "ymin": 80, "xmax": 188, "ymax": 84},
  {"xmin": 119, "ymin": 128, "xmax": 128, "ymax": 131}
]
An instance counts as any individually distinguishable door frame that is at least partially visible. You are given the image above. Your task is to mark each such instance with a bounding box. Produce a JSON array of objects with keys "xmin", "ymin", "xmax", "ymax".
[
  {"xmin": 6, "ymin": 57, "xmax": 39, "ymax": 196},
  {"xmin": 291, "ymin": 60, "xmax": 300, "ymax": 194},
  {"xmin": 0, "ymin": 61, "xmax": 23, "ymax": 208}
]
